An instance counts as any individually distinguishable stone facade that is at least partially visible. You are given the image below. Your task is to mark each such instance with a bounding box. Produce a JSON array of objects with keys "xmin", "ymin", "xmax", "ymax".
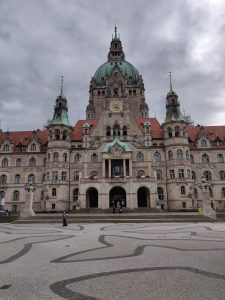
[{"xmin": 0, "ymin": 28, "xmax": 225, "ymax": 213}]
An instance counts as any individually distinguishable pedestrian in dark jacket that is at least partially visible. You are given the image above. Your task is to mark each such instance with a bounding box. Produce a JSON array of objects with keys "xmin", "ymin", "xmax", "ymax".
[{"xmin": 63, "ymin": 212, "xmax": 67, "ymax": 227}]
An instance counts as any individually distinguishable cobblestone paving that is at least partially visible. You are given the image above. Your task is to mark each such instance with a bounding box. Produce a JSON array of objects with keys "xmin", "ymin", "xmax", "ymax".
[{"xmin": 1, "ymin": 222, "xmax": 225, "ymax": 299}]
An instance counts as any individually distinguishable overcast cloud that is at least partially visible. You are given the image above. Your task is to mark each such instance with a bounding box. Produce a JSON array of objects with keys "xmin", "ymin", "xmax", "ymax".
[{"xmin": 0, "ymin": 0, "xmax": 225, "ymax": 131}]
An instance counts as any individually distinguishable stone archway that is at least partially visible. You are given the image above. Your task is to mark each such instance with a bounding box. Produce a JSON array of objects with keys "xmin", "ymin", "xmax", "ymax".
[
  {"xmin": 137, "ymin": 187, "xmax": 150, "ymax": 208},
  {"xmin": 109, "ymin": 186, "xmax": 126, "ymax": 208},
  {"xmin": 86, "ymin": 187, "xmax": 98, "ymax": 208}
]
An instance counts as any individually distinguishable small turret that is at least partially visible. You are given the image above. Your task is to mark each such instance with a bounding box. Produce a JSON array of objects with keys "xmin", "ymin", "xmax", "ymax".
[
  {"xmin": 164, "ymin": 72, "xmax": 185, "ymax": 123},
  {"xmin": 49, "ymin": 76, "xmax": 71, "ymax": 127}
]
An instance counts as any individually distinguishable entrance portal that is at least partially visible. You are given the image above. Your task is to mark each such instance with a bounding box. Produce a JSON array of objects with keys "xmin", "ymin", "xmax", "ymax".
[
  {"xmin": 137, "ymin": 187, "xmax": 150, "ymax": 207},
  {"xmin": 86, "ymin": 187, "xmax": 98, "ymax": 208},
  {"xmin": 109, "ymin": 186, "xmax": 126, "ymax": 208}
]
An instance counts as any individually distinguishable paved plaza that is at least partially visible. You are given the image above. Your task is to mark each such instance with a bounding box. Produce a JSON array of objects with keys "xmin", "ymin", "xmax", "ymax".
[{"xmin": 1, "ymin": 222, "xmax": 225, "ymax": 299}]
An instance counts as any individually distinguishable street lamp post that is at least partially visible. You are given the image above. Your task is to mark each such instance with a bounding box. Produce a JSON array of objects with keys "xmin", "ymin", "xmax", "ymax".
[
  {"xmin": 199, "ymin": 175, "xmax": 216, "ymax": 219},
  {"xmin": 21, "ymin": 178, "xmax": 36, "ymax": 217}
]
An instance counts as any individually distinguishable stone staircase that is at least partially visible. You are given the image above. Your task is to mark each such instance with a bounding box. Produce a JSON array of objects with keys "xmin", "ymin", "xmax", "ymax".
[{"xmin": 8, "ymin": 211, "xmax": 218, "ymax": 224}]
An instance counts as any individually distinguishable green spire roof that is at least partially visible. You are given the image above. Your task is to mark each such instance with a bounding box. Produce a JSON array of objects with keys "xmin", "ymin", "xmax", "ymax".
[
  {"xmin": 102, "ymin": 136, "xmax": 131, "ymax": 153},
  {"xmin": 49, "ymin": 76, "xmax": 71, "ymax": 127}
]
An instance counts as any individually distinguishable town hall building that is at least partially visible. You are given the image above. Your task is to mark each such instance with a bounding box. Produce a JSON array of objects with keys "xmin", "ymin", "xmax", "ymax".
[{"xmin": 1, "ymin": 27, "xmax": 225, "ymax": 213}]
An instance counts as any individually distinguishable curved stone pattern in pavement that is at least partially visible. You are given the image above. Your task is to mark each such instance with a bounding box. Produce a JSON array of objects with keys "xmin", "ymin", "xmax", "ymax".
[{"xmin": 1, "ymin": 223, "xmax": 225, "ymax": 299}]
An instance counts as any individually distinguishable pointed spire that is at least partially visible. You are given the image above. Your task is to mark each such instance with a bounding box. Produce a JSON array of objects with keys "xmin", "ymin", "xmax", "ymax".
[
  {"xmin": 169, "ymin": 72, "xmax": 172, "ymax": 91},
  {"xmin": 114, "ymin": 18, "xmax": 117, "ymax": 38},
  {"xmin": 60, "ymin": 75, "xmax": 64, "ymax": 95}
]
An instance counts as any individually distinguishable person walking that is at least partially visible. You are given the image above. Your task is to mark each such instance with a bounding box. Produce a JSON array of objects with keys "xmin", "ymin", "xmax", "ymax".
[{"xmin": 62, "ymin": 212, "xmax": 67, "ymax": 227}]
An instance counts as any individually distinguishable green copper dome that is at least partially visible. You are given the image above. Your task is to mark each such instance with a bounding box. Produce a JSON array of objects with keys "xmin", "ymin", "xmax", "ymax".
[{"xmin": 94, "ymin": 61, "xmax": 140, "ymax": 86}]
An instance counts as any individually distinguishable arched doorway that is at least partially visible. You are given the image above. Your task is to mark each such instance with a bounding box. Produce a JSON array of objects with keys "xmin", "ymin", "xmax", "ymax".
[
  {"xmin": 109, "ymin": 186, "xmax": 126, "ymax": 208},
  {"xmin": 86, "ymin": 187, "xmax": 98, "ymax": 208},
  {"xmin": 137, "ymin": 187, "xmax": 150, "ymax": 207}
]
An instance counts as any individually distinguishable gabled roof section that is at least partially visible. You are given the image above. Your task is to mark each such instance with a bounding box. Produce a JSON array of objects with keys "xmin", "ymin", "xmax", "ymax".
[
  {"xmin": 0, "ymin": 130, "xmax": 48, "ymax": 147},
  {"xmin": 72, "ymin": 120, "xmax": 96, "ymax": 141},
  {"xmin": 188, "ymin": 125, "xmax": 225, "ymax": 147},
  {"xmin": 135, "ymin": 117, "xmax": 163, "ymax": 139},
  {"xmin": 102, "ymin": 136, "xmax": 131, "ymax": 153}
]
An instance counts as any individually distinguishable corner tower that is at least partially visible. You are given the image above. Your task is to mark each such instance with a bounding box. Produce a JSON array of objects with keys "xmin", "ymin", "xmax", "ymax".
[
  {"xmin": 162, "ymin": 74, "xmax": 192, "ymax": 210},
  {"xmin": 45, "ymin": 77, "xmax": 72, "ymax": 211}
]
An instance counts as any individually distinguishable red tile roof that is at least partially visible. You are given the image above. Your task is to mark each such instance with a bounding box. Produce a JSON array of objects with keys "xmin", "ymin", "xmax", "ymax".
[
  {"xmin": 0, "ymin": 130, "xmax": 48, "ymax": 146},
  {"xmin": 135, "ymin": 117, "xmax": 163, "ymax": 139},
  {"xmin": 188, "ymin": 125, "xmax": 225, "ymax": 142},
  {"xmin": 71, "ymin": 120, "xmax": 96, "ymax": 141}
]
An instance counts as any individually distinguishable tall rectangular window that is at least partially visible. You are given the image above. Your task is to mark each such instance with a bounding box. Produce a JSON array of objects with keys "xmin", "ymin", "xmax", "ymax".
[
  {"xmin": 178, "ymin": 169, "xmax": 184, "ymax": 179},
  {"xmin": 52, "ymin": 171, "xmax": 58, "ymax": 182},
  {"xmin": 74, "ymin": 171, "xmax": 80, "ymax": 181},
  {"xmin": 169, "ymin": 169, "xmax": 175, "ymax": 179},
  {"xmin": 61, "ymin": 172, "xmax": 67, "ymax": 181}
]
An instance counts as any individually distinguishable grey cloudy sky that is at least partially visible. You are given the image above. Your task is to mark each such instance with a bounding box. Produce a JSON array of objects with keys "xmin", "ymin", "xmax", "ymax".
[{"xmin": 0, "ymin": 0, "xmax": 225, "ymax": 131}]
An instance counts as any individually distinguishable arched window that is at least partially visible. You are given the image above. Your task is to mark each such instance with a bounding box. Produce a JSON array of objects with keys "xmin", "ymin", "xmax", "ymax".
[
  {"xmin": 201, "ymin": 140, "xmax": 207, "ymax": 147},
  {"xmin": 177, "ymin": 149, "xmax": 183, "ymax": 160},
  {"xmin": 156, "ymin": 170, "xmax": 162, "ymax": 180},
  {"xmin": 167, "ymin": 127, "xmax": 172, "ymax": 138},
  {"xmin": 43, "ymin": 157, "xmax": 47, "ymax": 167},
  {"xmin": 55, "ymin": 129, "xmax": 60, "ymax": 140},
  {"xmin": 42, "ymin": 174, "xmax": 46, "ymax": 182},
  {"xmin": 0, "ymin": 175, "xmax": 7, "ymax": 185},
  {"xmin": 29, "ymin": 157, "xmax": 36, "ymax": 167},
  {"xmin": 202, "ymin": 154, "xmax": 209, "ymax": 163},
  {"xmin": 53, "ymin": 152, "xmax": 59, "ymax": 162},
  {"xmin": 91, "ymin": 153, "xmax": 98, "ymax": 163},
  {"xmin": 15, "ymin": 174, "xmax": 20, "ymax": 184},
  {"xmin": 3, "ymin": 144, "xmax": 9, "ymax": 151},
  {"xmin": 157, "ymin": 187, "xmax": 164, "ymax": 200},
  {"xmin": 28, "ymin": 174, "xmax": 35, "ymax": 183},
  {"xmin": 154, "ymin": 152, "xmax": 161, "ymax": 161},
  {"xmin": 222, "ymin": 188, "xmax": 225, "ymax": 198},
  {"xmin": 203, "ymin": 170, "xmax": 211, "ymax": 181},
  {"xmin": 113, "ymin": 124, "xmax": 120, "ymax": 136},
  {"xmin": 219, "ymin": 171, "xmax": 225, "ymax": 180},
  {"xmin": 175, "ymin": 126, "xmax": 180, "ymax": 137},
  {"xmin": 13, "ymin": 191, "xmax": 20, "ymax": 201},
  {"xmin": 62, "ymin": 130, "xmax": 67, "ymax": 140},
  {"xmin": 52, "ymin": 188, "xmax": 57, "ymax": 197},
  {"xmin": 73, "ymin": 188, "xmax": 79, "ymax": 201},
  {"xmin": 137, "ymin": 152, "xmax": 144, "ymax": 161},
  {"xmin": 74, "ymin": 153, "xmax": 81, "ymax": 164},
  {"xmin": 209, "ymin": 187, "xmax": 213, "ymax": 198},
  {"xmin": 181, "ymin": 186, "xmax": 186, "ymax": 195},
  {"xmin": 217, "ymin": 154, "xmax": 224, "ymax": 163},
  {"xmin": 0, "ymin": 191, "xmax": 5, "ymax": 200},
  {"xmin": 168, "ymin": 150, "xmax": 173, "ymax": 160},
  {"xmin": 123, "ymin": 126, "xmax": 127, "ymax": 136},
  {"xmin": 106, "ymin": 126, "xmax": 111, "ymax": 136},
  {"xmin": 2, "ymin": 158, "xmax": 8, "ymax": 167},
  {"xmin": 63, "ymin": 153, "xmax": 67, "ymax": 162},
  {"xmin": 190, "ymin": 154, "xmax": 194, "ymax": 164},
  {"xmin": 137, "ymin": 170, "xmax": 145, "ymax": 177},
  {"xmin": 194, "ymin": 188, "xmax": 198, "ymax": 198},
  {"xmin": 16, "ymin": 158, "xmax": 22, "ymax": 167},
  {"xmin": 31, "ymin": 143, "xmax": 36, "ymax": 151},
  {"xmin": 186, "ymin": 150, "xmax": 189, "ymax": 160},
  {"xmin": 192, "ymin": 171, "xmax": 196, "ymax": 180}
]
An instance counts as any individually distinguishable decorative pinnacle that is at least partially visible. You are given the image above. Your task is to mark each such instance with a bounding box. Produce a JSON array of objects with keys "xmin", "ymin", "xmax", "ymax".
[
  {"xmin": 114, "ymin": 25, "xmax": 117, "ymax": 38},
  {"xmin": 60, "ymin": 75, "xmax": 64, "ymax": 95},
  {"xmin": 169, "ymin": 72, "xmax": 173, "ymax": 91}
]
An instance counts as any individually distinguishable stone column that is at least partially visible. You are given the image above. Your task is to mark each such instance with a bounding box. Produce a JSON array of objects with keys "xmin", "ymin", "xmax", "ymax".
[
  {"xmin": 21, "ymin": 191, "xmax": 35, "ymax": 217},
  {"xmin": 102, "ymin": 159, "xmax": 105, "ymax": 178},
  {"xmin": 109, "ymin": 159, "xmax": 111, "ymax": 177},
  {"xmin": 123, "ymin": 159, "xmax": 126, "ymax": 177},
  {"xmin": 129, "ymin": 159, "xmax": 132, "ymax": 177}
]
